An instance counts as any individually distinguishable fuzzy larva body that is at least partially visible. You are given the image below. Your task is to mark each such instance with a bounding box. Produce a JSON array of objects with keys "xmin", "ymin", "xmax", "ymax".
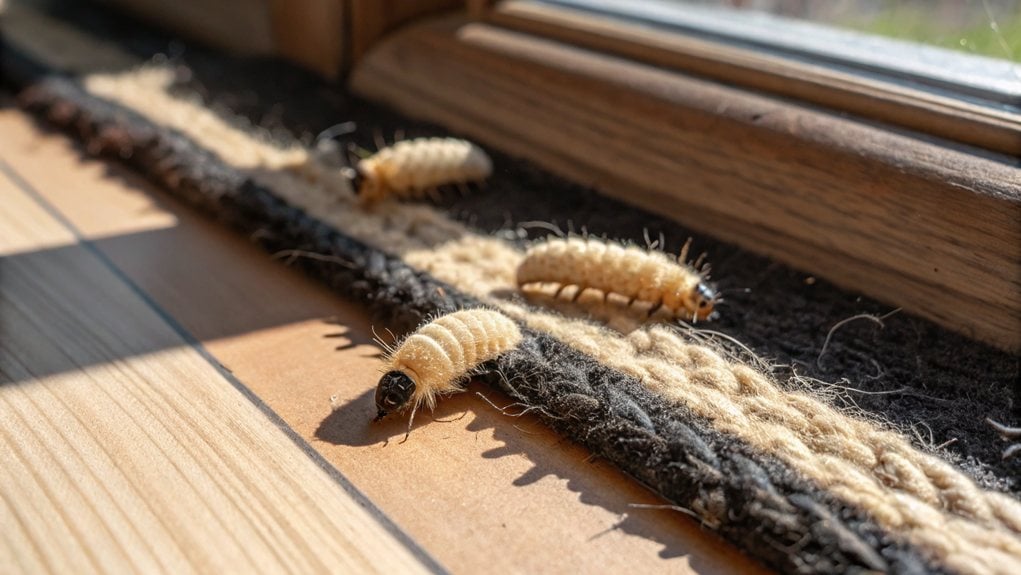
[
  {"xmin": 374, "ymin": 309, "xmax": 522, "ymax": 431},
  {"xmin": 355, "ymin": 137, "xmax": 492, "ymax": 205},
  {"xmin": 517, "ymin": 237, "xmax": 719, "ymax": 321}
]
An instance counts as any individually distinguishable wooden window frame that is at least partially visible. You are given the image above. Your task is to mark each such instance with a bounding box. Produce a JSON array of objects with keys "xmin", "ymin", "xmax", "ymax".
[{"xmin": 483, "ymin": 0, "xmax": 1021, "ymax": 156}]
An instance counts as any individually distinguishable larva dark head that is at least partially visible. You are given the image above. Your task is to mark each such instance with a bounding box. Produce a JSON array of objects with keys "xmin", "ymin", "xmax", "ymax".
[
  {"xmin": 690, "ymin": 281, "xmax": 719, "ymax": 321},
  {"xmin": 352, "ymin": 164, "xmax": 388, "ymax": 205},
  {"xmin": 374, "ymin": 370, "xmax": 416, "ymax": 421},
  {"xmin": 347, "ymin": 166, "xmax": 365, "ymax": 196}
]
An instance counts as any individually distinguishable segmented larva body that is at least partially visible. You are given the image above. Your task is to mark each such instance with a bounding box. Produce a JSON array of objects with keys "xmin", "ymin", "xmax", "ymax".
[
  {"xmin": 517, "ymin": 237, "xmax": 718, "ymax": 321},
  {"xmin": 355, "ymin": 137, "xmax": 492, "ymax": 205},
  {"xmin": 374, "ymin": 309, "xmax": 522, "ymax": 425}
]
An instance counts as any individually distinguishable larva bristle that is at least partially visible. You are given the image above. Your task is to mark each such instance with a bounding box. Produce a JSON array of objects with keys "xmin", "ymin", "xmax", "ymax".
[
  {"xmin": 519, "ymin": 220, "xmax": 567, "ymax": 238},
  {"xmin": 517, "ymin": 236, "xmax": 720, "ymax": 322},
  {"xmin": 692, "ymin": 251, "xmax": 708, "ymax": 271},
  {"xmin": 678, "ymin": 237, "xmax": 693, "ymax": 265},
  {"xmin": 354, "ymin": 137, "xmax": 492, "ymax": 205},
  {"xmin": 370, "ymin": 325, "xmax": 399, "ymax": 359}
]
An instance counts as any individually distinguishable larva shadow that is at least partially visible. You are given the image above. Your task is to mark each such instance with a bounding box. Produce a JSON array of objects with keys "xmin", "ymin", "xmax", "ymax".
[
  {"xmin": 316, "ymin": 388, "xmax": 390, "ymax": 447},
  {"xmin": 465, "ymin": 386, "xmax": 720, "ymax": 563},
  {"xmin": 491, "ymin": 284, "xmax": 675, "ymax": 335},
  {"xmin": 315, "ymin": 383, "xmax": 496, "ymax": 447},
  {"xmin": 321, "ymin": 318, "xmax": 384, "ymax": 355},
  {"xmin": 312, "ymin": 377, "xmax": 752, "ymax": 570},
  {"xmin": 313, "ymin": 380, "xmax": 717, "ymax": 563}
]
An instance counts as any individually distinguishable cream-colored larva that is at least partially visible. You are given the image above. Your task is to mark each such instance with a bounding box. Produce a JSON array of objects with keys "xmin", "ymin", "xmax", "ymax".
[
  {"xmin": 517, "ymin": 236, "xmax": 719, "ymax": 321},
  {"xmin": 374, "ymin": 309, "xmax": 522, "ymax": 434},
  {"xmin": 354, "ymin": 137, "xmax": 492, "ymax": 205}
]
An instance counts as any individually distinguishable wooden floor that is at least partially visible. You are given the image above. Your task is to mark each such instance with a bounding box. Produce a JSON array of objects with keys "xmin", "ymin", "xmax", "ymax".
[{"xmin": 0, "ymin": 107, "xmax": 763, "ymax": 574}]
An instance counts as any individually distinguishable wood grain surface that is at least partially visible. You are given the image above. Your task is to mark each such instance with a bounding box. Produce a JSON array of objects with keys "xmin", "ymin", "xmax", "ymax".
[
  {"xmin": 0, "ymin": 109, "xmax": 765, "ymax": 573},
  {"xmin": 350, "ymin": 16, "xmax": 1021, "ymax": 352},
  {"xmin": 0, "ymin": 115, "xmax": 437, "ymax": 574}
]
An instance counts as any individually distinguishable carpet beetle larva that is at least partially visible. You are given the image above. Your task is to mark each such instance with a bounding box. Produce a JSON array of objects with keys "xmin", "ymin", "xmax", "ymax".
[
  {"xmin": 516, "ymin": 236, "xmax": 719, "ymax": 322},
  {"xmin": 353, "ymin": 137, "xmax": 492, "ymax": 205},
  {"xmin": 374, "ymin": 309, "xmax": 522, "ymax": 436}
]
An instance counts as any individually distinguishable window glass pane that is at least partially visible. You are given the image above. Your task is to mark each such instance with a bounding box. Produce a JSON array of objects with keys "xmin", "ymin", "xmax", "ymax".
[
  {"xmin": 666, "ymin": 0, "xmax": 1020, "ymax": 61},
  {"xmin": 528, "ymin": 0, "xmax": 1021, "ymax": 109}
]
